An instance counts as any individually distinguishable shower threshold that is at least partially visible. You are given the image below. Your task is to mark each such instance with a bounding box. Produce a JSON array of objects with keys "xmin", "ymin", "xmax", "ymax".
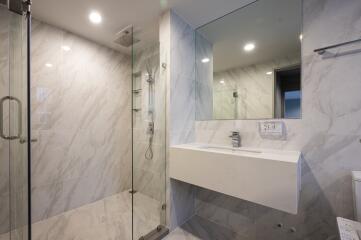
[{"xmin": 139, "ymin": 225, "xmax": 169, "ymax": 240}]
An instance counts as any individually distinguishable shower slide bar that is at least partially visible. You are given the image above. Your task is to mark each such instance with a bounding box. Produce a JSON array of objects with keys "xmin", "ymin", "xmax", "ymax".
[{"xmin": 314, "ymin": 38, "xmax": 361, "ymax": 55}]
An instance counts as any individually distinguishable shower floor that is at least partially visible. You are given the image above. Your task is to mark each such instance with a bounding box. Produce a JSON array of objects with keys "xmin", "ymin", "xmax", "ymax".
[
  {"xmin": 0, "ymin": 191, "xmax": 161, "ymax": 240},
  {"xmin": 0, "ymin": 194, "xmax": 241, "ymax": 240}
]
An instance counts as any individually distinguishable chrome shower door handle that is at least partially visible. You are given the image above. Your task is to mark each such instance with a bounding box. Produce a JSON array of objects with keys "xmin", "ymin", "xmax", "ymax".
[{"xmin": 0, "ymin": 96, "xmax": 22, "ymax": 140}]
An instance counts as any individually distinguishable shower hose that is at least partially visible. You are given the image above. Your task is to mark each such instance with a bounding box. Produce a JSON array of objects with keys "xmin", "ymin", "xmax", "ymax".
[{"xmin": 145, "ymin": 134, "xmax": 154, "ymax": 160}]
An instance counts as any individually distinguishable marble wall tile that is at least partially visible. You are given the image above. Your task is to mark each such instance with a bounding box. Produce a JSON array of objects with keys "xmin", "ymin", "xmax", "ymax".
[
  {"xmin": 30, "ymin": 20, "xmax": 132, "ymax": 223},
  {"xmin": 195, "ymin": 33, "xmax": 213, "ymax": 120},
  {"xmin": 160, "ymin": 10, "xmax": 197, "ymax": 230},
  {"xmin": 193, "ymin": 0, "xmax": 361, "ymax": 239},
  {"xmin": 169, "ymin": 11, "xmax": 196, "ymax": 146}
]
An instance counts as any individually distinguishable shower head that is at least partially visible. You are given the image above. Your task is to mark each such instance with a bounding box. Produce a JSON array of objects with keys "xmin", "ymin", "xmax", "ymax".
[{"xmin": 114, "ymin": 25, "xmax": 140, "ymax": 47}]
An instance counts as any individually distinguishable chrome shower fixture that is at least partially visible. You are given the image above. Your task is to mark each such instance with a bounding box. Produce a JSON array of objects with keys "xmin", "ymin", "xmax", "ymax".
[
  {"xmin": 145, "ymin": 122, "xmax": 154, "ymax": 160},
  {"xmin": 146, "ymin": 75, "xmax": 154, "ymax": 84},
  {"xmin": 147, "ymin": 121, "xmax": 154, "ymax": 135}
]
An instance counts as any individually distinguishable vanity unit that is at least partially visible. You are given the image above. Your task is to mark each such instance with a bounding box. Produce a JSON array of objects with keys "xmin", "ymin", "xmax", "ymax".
[{"xmin": 170, "ymin": 144, "xmax": 302, "ymax": 214}]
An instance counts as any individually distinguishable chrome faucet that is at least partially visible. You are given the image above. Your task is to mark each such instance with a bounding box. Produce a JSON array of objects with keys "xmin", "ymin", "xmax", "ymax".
[{"xmin": 229, "ymin": 131, "xmax": 241, "ymax": 148}]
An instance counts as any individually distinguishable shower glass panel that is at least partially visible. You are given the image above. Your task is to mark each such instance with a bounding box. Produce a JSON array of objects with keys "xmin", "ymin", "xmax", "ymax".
[
  {"xmin": 30, "ymin": 6, "xmax": 132, "ymax": 239},
  {"xmin": 132, "ymin": 36, "xmax": 167, "ymax": 239},
  {"xmin": 0, "ymin": 3, "xmax": 30, "ymax": 240}
]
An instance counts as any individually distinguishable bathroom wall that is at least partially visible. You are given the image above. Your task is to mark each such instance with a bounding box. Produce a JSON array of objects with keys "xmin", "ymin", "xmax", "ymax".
[
  {"xmin": 30, "ymin": 20, "xmax": 132, "ymax": 223},
  {"xmin": 160, "ymin": 10, "xmax": 197, "ymax": 230},
  {"xmin": 195, "ymin": 33, "xmax": 213, "ymax": 120},
  {"xmin": 194, "ymin": 0, "xmax": 361, "ymax": 239},
  {"xmin": 212, "ymin": 56, "xmax": 300, "ymax": 120}
]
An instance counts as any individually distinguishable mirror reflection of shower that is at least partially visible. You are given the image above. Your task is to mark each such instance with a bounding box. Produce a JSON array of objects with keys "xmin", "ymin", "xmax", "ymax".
[{"xmin": 233, "ymin": 90, "xmax": 238, "ymax": 119}]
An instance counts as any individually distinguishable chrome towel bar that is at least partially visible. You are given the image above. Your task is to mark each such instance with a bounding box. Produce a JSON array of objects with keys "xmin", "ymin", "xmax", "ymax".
[{"xmin": 314, "ymin": 38, "xmax": 361, "ymax": 55}]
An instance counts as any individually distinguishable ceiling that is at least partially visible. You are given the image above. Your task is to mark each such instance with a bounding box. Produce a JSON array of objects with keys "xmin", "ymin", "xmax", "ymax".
[
  {"xmin": 198, "ymin": 0, "xmax": 302, "ymax": 72},
  {"xmin": 31, "ymin": 0, "xmax": 255, "ymax": 54}
]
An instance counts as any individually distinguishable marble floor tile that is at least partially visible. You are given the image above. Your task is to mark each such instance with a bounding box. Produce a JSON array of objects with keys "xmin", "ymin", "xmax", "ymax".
[
  {"xmin": 165, "ymin": 215, "xmax": 245, "ymax": 240},
  {"xmin": 0, "ymin": 191, "xmax": 161, "ymax": 240},
  {"xmin": 0, "ymin": 195, "xmax": 246, "ymax": 240}
]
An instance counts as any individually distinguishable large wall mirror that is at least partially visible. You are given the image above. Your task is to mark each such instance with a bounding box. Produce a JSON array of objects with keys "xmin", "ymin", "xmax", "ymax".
[{"xmin": 195, "ymin": 0, "xmax": 302, "ymax": 120}]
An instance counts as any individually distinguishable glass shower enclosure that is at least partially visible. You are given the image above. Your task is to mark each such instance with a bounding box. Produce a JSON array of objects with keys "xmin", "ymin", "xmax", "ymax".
[
  {"xmin": 1, "ymin": 1, "xmax": 168, "ymax": 239},
  {"xmin": 132, "ymin": 34, "xmax": 168, "ymax": 240},
  {"xmin": 0, "ymin": 1, "xmax": 31, "ymax": 240}
]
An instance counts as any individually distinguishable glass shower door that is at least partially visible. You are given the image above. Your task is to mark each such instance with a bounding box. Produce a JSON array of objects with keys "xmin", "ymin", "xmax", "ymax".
[
  {"xmin": 0, "ymin": 3, "xmax": 30, "ymax": 240},
  {"xmin": 131, "ymin": 32, "xmax": 168, "ymax": 239}
]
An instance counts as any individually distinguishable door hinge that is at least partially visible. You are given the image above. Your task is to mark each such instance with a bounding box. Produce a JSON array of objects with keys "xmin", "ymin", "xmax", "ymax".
[{"xmin": 22, "ymin": 0, "xmax": 31, "ymax": 14}]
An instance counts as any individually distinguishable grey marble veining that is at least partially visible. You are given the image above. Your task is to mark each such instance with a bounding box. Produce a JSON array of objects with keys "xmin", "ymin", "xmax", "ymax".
[
  {"xmin": 160, "ymin": 10, "xmax": 197, "ymax": 231},
  {"xmin": 195, "ymin": 33, "xmax": 213, "ymax": 120},
  {"xmin": 193, "ymin": 0, "xmax": 361, "ymax": 239},
  {"xmin": 0, "ymin": 191, "xmax": 159, "ymax": 240},
  {"xmin": 169, "ymin": 11, "xmax": 196, "ymax": 146},
  {"xmin": 30, "ymin": 20, "xmax": 132, "ymax": 223},
  {"xmin": 165, "ymin": 215, "xmax": 244, "ymax": 240}
]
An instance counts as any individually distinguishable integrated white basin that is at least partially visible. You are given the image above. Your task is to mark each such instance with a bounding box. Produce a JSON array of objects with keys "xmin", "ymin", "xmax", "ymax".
[
  {"xmin": 170, "ymin": 143, "xmax": 301, "ymax": 214},
  {"xmin": 198, "ymin": 144, "xmax": 262, "ymax": 154}
]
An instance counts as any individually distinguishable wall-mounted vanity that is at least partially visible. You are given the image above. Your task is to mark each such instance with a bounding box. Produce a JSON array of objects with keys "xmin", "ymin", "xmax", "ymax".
[
  {"xmin": 170, "ymin": 144, "xmax": 301, "ymax": 214},
  {"xmin": 170, "ymin": 0, "xmax": 303, "ymax": 215}
]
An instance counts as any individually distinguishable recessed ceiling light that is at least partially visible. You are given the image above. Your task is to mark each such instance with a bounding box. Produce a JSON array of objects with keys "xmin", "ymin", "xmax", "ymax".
[
  {"xmin": 89, "ymin": 11, "xmax": 102, "ymax": 24},
  {"xmin": 243, "ymin": 43, "xmax": 255, "ymax": 52},
  {"xmin": 45, "ymin": 63, "xmax": 53, "ymax": 68},
  {"xmin": 266, "ymin": 71, "xmax": 273, "ymax": 75},
  {"xmin": 201, "ymin": 58, "xmax": 210, "ymax": 63},
  {"xmin": 220, "ymin": 80, "xmax": 225, "ymax": 84},
  {"xmin": 61, "ymin": 45, "xmax": 71, "ymax": 51}
]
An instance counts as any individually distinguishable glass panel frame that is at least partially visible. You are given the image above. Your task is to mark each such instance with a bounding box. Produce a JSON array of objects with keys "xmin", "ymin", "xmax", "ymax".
[
  {"xmin": 0, "ymin": 2, "xmax": 30, "ymax": 239},
  {"xmin": 8, "ymin": 9, "xmax": 29, "ymax": 240}
]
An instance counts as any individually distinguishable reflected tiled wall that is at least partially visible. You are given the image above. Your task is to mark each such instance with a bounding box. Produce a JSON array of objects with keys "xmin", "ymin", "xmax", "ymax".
[
  {"xmin": 213, "ymin": 57, "xmax": 300, "ymax": 120},
  {"xmin": 194, "ymin": 0, "xmax": 361, "ymax": 239},
  {"xmin": 195, "ymin": 33, "xmax": 213, "ymax": 120},
  {"xmin": 30, "ymin": 20, "xmax": 132, "ymax": 223}
]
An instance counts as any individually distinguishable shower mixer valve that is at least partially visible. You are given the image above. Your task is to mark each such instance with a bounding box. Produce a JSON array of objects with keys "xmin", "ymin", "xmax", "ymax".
[{"xmin": 147, "ymin": 122, "xmax": 154, "ymax": 135}]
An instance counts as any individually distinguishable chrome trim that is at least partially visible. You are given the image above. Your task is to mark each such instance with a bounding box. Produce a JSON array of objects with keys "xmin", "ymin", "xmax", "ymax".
[
  {"xmin": 314, "ymin": 38, "xmax": 361, "ymax": 55},
  {"xmin": 0, "ymin": 96, "xmax": 22, "ymax": 140}
]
